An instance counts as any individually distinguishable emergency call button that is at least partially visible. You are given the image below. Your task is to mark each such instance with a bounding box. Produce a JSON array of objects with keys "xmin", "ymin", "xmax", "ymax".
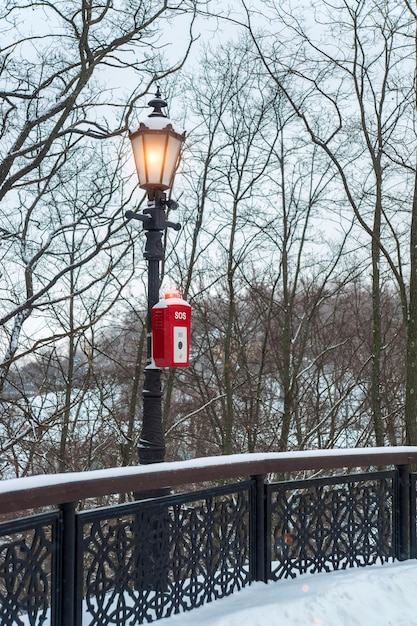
[
  {"xmin": 173, "ymin": 327, "xmax": 187, "ymax": 363},
  {"xmin": 151, "ymin": 293, "xmax": 192, "ymax": 368}
]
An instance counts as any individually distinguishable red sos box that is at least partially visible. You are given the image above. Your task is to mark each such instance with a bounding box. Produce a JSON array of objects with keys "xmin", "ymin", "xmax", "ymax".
[{"xmin": 152, "ymin": 294, "xmax": 192, "ymax": 368}]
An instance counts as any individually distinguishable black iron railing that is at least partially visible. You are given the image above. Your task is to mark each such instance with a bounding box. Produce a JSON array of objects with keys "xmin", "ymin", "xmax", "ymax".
[
  {"xmin": 76, "ymin": 483, "xmax": 252, "ymax": 625},
  {"xmin": 0, "ymin": 511, "xmax": 61, "ymax": 626},
  {"xmin": 266, "ymin": 470, "xmax": 396, "ymax": 580},
  {"xmin": 1, "ymin": 447, "xmax": 417, "ymax": 626}
]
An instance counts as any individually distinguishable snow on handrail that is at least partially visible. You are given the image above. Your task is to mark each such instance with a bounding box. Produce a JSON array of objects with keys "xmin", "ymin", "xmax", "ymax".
[{"xmin": 1, "ymin": 446, "xmax": 417, "ymax": 514}]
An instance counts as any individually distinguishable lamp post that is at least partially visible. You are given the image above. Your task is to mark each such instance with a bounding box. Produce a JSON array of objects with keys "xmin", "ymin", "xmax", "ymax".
[{"xmin": 126, "ymin": 88, "xmax": 185, "ymax": 465}]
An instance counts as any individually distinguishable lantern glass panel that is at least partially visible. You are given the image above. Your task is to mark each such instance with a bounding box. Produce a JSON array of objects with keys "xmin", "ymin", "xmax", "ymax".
[
  {"xmin": 142, "ymin": 133, "xmax": 167, "ymax": 187},
  {"xmin": 163, "ymin": 134, "xmax": 183, "ymax": 188},
  {"xmin": 130, "ymin": 132, "xmax": 146, "ymax": 187}
]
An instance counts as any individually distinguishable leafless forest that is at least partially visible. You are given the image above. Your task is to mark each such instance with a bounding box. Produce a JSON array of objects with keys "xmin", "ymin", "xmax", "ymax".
[{"xmin": 0, "ymin": 0, "xmax": 416, "ymax": 477}]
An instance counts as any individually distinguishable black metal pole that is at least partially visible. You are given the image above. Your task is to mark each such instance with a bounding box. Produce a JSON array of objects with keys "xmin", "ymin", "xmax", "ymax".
[
  {"xmin": 252, "ymin": 474, "xmax": 267, "ymax": 583},
  {"xmin": 126, "ymin": 189, "xmax": 180, "ymax": 469},
  {"xmin": 59, "ymin": 501, "xmax": 76, "ymax": 626},
  {"xmin": 133, "ymin": 193, "xmax": 171, "ymax": 591},
  {"xmin": 396, "ymin": 464, "xmax": 410, "ymax": 561},
  {"xmin": 138, "ymin": 190, "xmax": 166, "ymax": 465}
]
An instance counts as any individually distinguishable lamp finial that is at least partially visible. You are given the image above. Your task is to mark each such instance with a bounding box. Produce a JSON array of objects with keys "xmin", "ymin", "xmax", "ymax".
[{"xmin": 148, "ymin": 86, "xmax": 167, "ymax": 118}]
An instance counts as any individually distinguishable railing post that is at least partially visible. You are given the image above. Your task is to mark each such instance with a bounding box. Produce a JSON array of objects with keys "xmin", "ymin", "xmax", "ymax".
[
  {"xmin": 251, "ymin": 474, "xmax": 267, "ymax": 583},
  {"xmin": 59, "ymin": 502, "xmax": 77, "ymax": 626},
  {"xmin": 396, "ymin": 465, "xmax": 410, "ymax": 561},
  {"xmin": 410, "ymin": 473, "xmax": 417, "ymax": 558}
]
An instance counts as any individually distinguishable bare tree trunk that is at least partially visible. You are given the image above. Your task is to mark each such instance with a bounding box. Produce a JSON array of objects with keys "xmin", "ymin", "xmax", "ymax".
[
  {"xmin": 370, "ymin": 175, "xmax": 384, "ymax": 446},
  {"xmin": 121, "ymin": 325, "xmax": 146, "ymax": 466},
  {"xmin": 404, "ymin": 1, "xmax": 417, "ymax": 446},
  {"xmin": 405, "ymin": 170, "xmax": 417, "ymax": 445}
]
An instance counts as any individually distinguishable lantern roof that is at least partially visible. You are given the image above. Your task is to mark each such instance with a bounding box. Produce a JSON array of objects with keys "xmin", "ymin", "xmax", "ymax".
[{"xmin": 133, "ymin": 87, "xmax": 185, "ymax": 137}]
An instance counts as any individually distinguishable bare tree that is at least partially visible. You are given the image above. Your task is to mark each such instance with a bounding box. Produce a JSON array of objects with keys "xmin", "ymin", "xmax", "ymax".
[
  {"xmin": 242, "ymin": 0, "xmax": 416, "ymax": 444},
  {"xmin": 0, "ymin": 0, "xmax": 201, "ymax": 475},
  {"xmin": 162, "ymin": 37, "xmax": 359, "ymax": 456},
  {"xmin": 0, "ymin": 0, "xmax": 199, "ymax": 375}
]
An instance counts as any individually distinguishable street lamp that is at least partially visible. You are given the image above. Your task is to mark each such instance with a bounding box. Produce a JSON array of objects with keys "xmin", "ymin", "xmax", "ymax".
[{"xmin": 126, "ymin": 87, "xmax": 186, "ymax": 465}]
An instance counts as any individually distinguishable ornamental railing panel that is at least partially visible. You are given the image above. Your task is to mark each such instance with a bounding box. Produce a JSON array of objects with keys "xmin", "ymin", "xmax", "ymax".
[
  {"xmin": 0, "ymin": 511, "xmax": 60, "ymax": 626},
  {"xmin": 266, "ymin": 471, "xmax": 396, "ymax": 581},
  {"xmin": 75, "ymin": 481, "xmax": 253, "ymax": 626}
]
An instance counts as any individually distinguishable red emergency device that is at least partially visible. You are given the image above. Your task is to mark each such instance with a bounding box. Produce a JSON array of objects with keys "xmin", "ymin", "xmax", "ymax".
[{"xmin": 152, "ymin": 293, "xmax": 192, "ymax": 368}]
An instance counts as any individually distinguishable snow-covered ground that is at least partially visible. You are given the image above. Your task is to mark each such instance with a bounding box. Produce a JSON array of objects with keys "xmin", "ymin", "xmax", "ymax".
[
  {"xmin": 162, "ymin": 561, "xmax": 417, "ymax": 626},
  {"xmin": 19, "ymin": 560, "xmax": 417, "ymax": 625}
]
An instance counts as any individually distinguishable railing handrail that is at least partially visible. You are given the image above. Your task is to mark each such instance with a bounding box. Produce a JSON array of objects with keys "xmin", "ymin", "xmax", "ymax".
[{"xmin": 2, "ymin": 446, "xmax": 417, "ymax": 514}]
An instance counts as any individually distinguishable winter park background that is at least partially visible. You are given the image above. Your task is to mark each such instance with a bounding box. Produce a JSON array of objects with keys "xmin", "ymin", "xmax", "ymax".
[
  {"xmin": 2, "ymin": 1, "xmax": 417, "ymax": 624},
  {"xmin": 2, "ymin": 0, "xmax": 417, "ymax": 476}
]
